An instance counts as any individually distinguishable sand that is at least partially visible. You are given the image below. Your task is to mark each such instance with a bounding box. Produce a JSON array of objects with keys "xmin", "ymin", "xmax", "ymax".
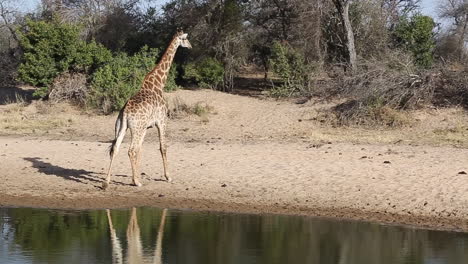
[{"xmin": 1, "ymin": 89, "xmax": 468, "ymax": 232}]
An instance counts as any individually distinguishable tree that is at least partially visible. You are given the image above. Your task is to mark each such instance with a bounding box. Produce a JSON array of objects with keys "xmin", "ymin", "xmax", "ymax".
[
  {"xmin": 395, "ymin": 14, "xmax": 436, "ymax": 68},
  {"xmin": 0, "ymin": 0, "xmax": 24, "ymax": 84},
  {"xmin": 0, "ymin": 0, "xmax": 20, "ymax": 49},
  {"xmin": 381, "ymin": 0, "xmax": 420, "ymax": 27},
  {"xmin": 439, "ymin": 0, "xmax": 468, "ymax": 61},
  {"xmin": 245, "ymin": 0, "xmax": 297, "ymax": 78},
  {"xmin": 17, "ymin": 19, "xmax": 111, "ymax": 97},
  {"xmin": 331, "ymin": 0, "xmax": 357, "ymax": 72},
  {"xmin": 40, "ymin": 0, "xmax": 142, "ymax": 52},
  {"xmin": 246, "ymin": 0, "xmax": 327, "ymax": 78}
]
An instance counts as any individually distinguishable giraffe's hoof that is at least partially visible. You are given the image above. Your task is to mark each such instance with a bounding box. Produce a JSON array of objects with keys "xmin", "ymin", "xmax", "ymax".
[
  {"xmin": 102, "ymin": 181, "xmax": 109, "ymax": 190},
  {"xmin": 165, "ymin": 177, "xmax": 172, "ymax": 183},
  {"xmin": 134, "ymin": 182, "xmax": 142, "ymax": 187}
]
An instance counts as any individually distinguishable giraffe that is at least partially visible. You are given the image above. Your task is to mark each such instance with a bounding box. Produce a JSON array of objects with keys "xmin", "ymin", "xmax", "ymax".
[
  {"xmin": 106, "ymin": 208, "xmax": 168, "ymax": 264},
  {"xmin": 103, "ymin": 30, "xmax": 192, "ymax": 189}
]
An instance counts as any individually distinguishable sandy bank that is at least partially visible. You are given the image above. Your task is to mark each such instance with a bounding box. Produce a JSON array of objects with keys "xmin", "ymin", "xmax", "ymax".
[{"xmin": 1, "ymin": 137, "xmax": 468, "ymax": 232}]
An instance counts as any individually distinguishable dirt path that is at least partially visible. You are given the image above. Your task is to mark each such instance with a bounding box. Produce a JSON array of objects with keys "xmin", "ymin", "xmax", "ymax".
[{"xmin": 1, "ymin": 136, "xmax": 468, "ymax": 231}]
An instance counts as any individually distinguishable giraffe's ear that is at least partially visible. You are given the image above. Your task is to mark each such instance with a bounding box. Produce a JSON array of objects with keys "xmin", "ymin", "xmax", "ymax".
[{"xmin": 180, "ymin": 33, "xmax": 188, "ymax": 39}]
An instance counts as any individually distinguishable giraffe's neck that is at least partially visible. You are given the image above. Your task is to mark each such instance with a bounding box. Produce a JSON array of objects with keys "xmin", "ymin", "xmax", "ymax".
[
  {"xmin": 142, "ymin": 36, "xmax": 179, "ymax": 93},
  {"xmin": 153, "ymin": 36, "xmax": 179, "ymax": 76}
]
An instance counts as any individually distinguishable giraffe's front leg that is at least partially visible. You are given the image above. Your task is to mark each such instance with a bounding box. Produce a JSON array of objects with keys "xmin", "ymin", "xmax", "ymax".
[{"xmin": 156, "ymin": 123, "xmax": 171, "ymax": 183}]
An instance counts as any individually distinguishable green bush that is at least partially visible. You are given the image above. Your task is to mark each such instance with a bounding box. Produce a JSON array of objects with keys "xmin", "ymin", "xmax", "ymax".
[
  {"xmin": 88, "ymin": 46, "xmax": 179, "ymax": 113},
  {"xmin": 18, "ymin": 20, "xmax": 79, "ymax": 87},
  {"xmin": 394, "ymin": 14, "xmax": 436, "ymax": 68},
  {"xmin": 17, "ymin": 19, "xmax": 112, "ymax": 98},
  {"xmin": 268, "ymin": 41, "xmax": 311, "ymax": 97},
  {"xmin": 73, "ymin": 41, "xmax": 112, "ymax": 72},
  {"xmin": 183, "ymin": 57, "xmax": 224, "ymax": 89},
  {"xmin": 165, "ymin": 63, "xmax": 180, "ymax": 92}
]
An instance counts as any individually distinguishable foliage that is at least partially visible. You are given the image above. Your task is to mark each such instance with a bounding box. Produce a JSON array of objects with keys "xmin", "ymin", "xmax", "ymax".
[
  {"xmin": 17, "ymin": 19, "xmax": 111, "ymax": 98},
  {"xmin": 165, "ymin": 63, "xmax": 180, "ymax": 92},
  {"xmin": 268, "ymin": 41, "xmax": 311, "ymax": 97},
  {"xmin": 3, "ymin": 0, "xmax": 468, "ymax": 122},
  {"xmin": 183, "ymin": 57, "xmax": 224, "ymax": 89},
  {"xmin": 88, "ymin": 46, "xmax": 159, "ymax": 113},
  {"xmin": 17, "ymin": 19, "xmax": 80, "ymax": 88},
  {"xmin": 394, "ymin": 14, "xmax": 436, "ymax": 68},
  {"xmin": 73, "ymin": 41, "xmax": 112, "ymax": 72}
]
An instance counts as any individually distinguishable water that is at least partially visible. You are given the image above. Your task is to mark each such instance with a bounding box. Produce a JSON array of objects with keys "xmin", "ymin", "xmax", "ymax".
[{"xmin": 1, "ymin": 207, "xmax": 468, "ymax": 264}]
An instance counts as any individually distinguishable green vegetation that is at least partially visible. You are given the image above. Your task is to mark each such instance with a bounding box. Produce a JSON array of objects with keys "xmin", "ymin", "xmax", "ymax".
[
  {"xmin": 395, "ymin": 14, "xmax": 436, "ymax": 68},
  {"xmin": 88, "ymin": 47, "xmax": 179, "ymax": 113},
  {"xmin": 183, "ymin": 57, "xmax": 224, "ymax": 89},
  {"xmin": 16, "ymin": 19, "xmax": 178, "ymax": 112},
  {"xmin": 268, "ymin": 41, "xmax": 311, "ymax": 97},
  {"xmin": 88, "ymin": 47, "xmax": 158, "ymax": 113},
  {"xmin": 17, "ymin": 19, "xmax": 111, "ymax": 98},
  {"xmin": 18, "ymin": 19, "xmax": 81, "ymax": 88},
  {"xmin": 1, "ymin": 0, "xmax": 466, "ymax": 126}
]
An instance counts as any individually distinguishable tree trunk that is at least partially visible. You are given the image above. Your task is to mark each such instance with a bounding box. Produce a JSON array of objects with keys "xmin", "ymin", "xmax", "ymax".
[
  {"xmin": 457, "ymin": 13, "xmax": 468, "ymax": 61},
  {"xmin": 333, "ymin": 0, "xmax": 357, "ymax": 72}
]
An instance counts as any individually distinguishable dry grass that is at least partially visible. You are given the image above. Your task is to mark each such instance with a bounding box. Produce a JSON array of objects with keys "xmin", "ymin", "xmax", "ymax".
[
  {"xmin": 322, "ymin": 52, "xmax": 442, "ymax": 127},
  {"xmin": 49, "ymin": 73, "xmax": 88, "ymax": 105},
  {"xmin": 167, "ymin": 95, "xmax": 215, "ymax": 122},
  {"xmin": 325, "ymin": 102, "xmax": 415, "ymax": 127},
  {"xmin": 0, "ymin": 101, "xmax": 75, "ymax": 133}
]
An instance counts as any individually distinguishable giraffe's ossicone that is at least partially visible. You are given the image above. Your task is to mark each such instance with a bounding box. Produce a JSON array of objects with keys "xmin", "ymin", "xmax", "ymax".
[{"xmin": 103, "ymin": 31, "xmax": 192, "ymax": 189}]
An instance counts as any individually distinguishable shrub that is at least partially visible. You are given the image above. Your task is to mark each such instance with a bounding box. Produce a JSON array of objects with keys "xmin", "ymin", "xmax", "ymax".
[
  {"xmin": 167, "ymin": 96, "xmax": 213, "ymax": 122},
  {"xmin": 49, "ymin": 73, "xmax": 88, "ymax": 105},
  {"xmin": 183, "ymin": 57, "xmax": 224, "ymax": 89},
  {"xmin": 165, "ymin": 63, "xmax": 180, "ymax": 92},
  {"xmin": 330, "ymin": 57, "xmax": 437, "ymax": 126},
  {"xmin": 88, "ymin": 46, "xmax": 178, "ymax": 113},
  {"xmin": 18, "ymin": 19, "xmax": 81, "ymax": 88},
  {"xmin": 394, "ymin": 14, "xmax": 436, "ymax": 68},
  {"xmin": 268, "ymin": 41, "xmax": 311, "ymax": 97},
  {"xmin": 431, "ymin": 64, "xmax": 468, "ymax": 107},
  {"xmin": 17, "ymin": 19, "xmax": 111, "ymax": 98},
  {"xmin": 331, "ymin": 98, "xmax": 413, "ymax": 127},
  {"xmin": 73, "ymin": 41, "xmax": 112, "ymax": 73}
]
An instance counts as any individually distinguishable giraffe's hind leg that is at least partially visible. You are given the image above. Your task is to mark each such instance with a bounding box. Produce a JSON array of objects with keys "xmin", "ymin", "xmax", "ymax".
[
  {"xmin": 128, "ymin": 128, "xmax": 147, "ymax": 187},
  {"xmin": 103, "ymin": 114, "xmax": 127, "ymax": 190}
]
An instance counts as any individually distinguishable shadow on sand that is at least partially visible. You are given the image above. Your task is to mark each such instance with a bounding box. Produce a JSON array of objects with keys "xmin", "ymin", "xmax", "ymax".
[
  {"xmin": 23, "ymin": 157, "xmax": 138, "ymax": 188},
  {"xmin": 23, "ymin": 157, "xmax": 106, "ymax": 186}
]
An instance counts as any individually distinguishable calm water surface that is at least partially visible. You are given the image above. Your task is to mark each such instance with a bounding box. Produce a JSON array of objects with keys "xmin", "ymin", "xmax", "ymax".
[{"xmin": 1, "ymin": 207, "xmax": 468, "ymax": 264}]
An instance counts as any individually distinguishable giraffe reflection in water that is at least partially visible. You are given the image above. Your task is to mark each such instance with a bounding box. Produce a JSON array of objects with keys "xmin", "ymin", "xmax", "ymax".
[
  {"xmin": 3, "ymin": 207, "xmax": 468, "ymax": 264},
  {"xmin": 106, "ymin": 208, "xmax": 167, "ymax": 264}
]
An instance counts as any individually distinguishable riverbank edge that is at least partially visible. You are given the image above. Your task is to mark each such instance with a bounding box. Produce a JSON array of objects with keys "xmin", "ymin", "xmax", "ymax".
[{"xmin": 1, "ymin": 193, "xmax": 466, "ymax": 233}]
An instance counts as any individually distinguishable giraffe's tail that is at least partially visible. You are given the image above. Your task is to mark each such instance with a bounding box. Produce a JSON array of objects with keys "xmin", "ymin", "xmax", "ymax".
[
  {"xmin": 109, "ymin": 109, "xmax": 127, "ymax": 158},
  {"xmin": 109, "ymin": 141, "xmax": 117, "ymax": 158}
]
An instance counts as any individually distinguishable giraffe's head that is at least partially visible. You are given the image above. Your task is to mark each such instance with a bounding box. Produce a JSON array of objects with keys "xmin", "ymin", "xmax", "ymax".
[{"xmin": 175, "ymin": 30, "xmax": 192, "ymax": 49}]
